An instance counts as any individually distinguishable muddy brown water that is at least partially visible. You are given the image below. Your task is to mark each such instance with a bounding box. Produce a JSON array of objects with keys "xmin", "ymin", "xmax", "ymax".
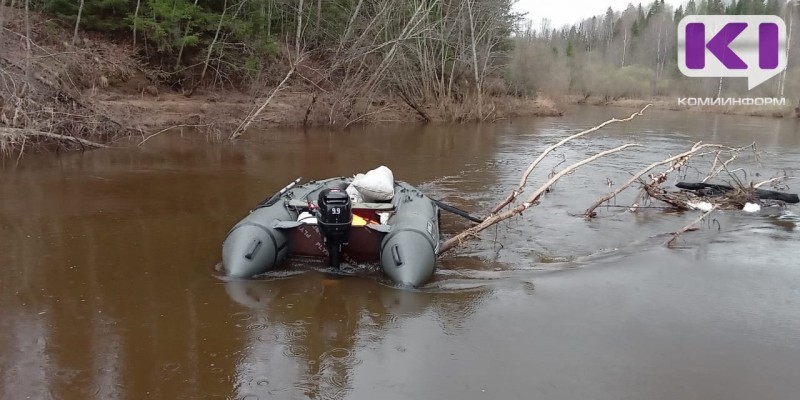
[{"xmin": 2, "ymin": 106, "xmax": 800, "ymax": 400}]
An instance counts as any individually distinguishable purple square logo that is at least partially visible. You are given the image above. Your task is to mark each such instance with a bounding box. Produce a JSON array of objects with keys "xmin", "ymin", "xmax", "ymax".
[{"xmin": 678, "ymin": 15, "xmax": 787, "ymax": 90}]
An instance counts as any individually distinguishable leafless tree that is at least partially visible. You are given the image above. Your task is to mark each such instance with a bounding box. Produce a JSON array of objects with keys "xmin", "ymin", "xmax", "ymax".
[
  {"xmin": 0, "ymin": 0, "xmax": 9, "ymax": 38},
  {"xmin": 72, "ymin": 0, "xmax": 85, "ymax": 45},
  {"xmin": 132, "ymin": 0, "xmax": 141, "ymax": 48}
]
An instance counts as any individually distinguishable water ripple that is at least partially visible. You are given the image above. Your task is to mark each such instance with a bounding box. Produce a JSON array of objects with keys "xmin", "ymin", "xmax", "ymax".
[{"xmin": 282, "ymin": 344, "xmax": 308, "ymax": 357}]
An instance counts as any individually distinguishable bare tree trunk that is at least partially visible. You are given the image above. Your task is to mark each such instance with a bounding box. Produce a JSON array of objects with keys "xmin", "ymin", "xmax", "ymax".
[
  {"xmin": 200, "ymin": 0, "xmax": 227, "ymax": 82},
  {"xmin": 72, "ymin": 0, "xmax": 85, "ymax": 45},
  {"xmin": 447, "ymin": 2, "xmax": 465, "ymax": 100},
  {"xmin": 175, "ymin": 0, "xmax": 201, "ymax": 68},
  {"xmin": 0, "ymin": 0, "xmax": 8, "ymax": 38},
  {"xmin": 717, "ymin": 77, "xmax": 723, "ymax": 99},
  {"xmin": 780, "ymin": 4, "xmax": 793, "ymax": 97},
  {"xmin": 334, "ymin": 0, "xmax": 363, "ymax": 57},
  {"xmin": 655, "ymin": 23, "xmax": 663, "ymax": 80},
  {"xmin": 295, "ymin": 0, "xmax": 304, "ymax": 57},
  {"xmin": 202, "ymin": 0, "xmax": 246, "ymax": 88},
  {"xmin": 438, "ymin": 2, "xmax": 448, "ymax": 101},
  {"xmin": 24, "ymin": 0, "xmax": 31, "ymax": 92},
  {"xmin": 621, "ymin": 29, "xmax": 627, "ymax": 67},
  {"xmin": 466, "ymin": 0, "xmax": 482, "ymax": 119},
  {"xmin": 315, "ymin": 0, "xmax": 321, "ymax": 33},
  {"xmin": 266, "ymin": 0, "xmax": 272, "ymax": 36},
  {"xmin": 363, "ymin": 1, "xmax": 430, "ymax": 94},
  {"xmin": 133, "ymin": 0, "xmax": 141, "ymax": 48}
]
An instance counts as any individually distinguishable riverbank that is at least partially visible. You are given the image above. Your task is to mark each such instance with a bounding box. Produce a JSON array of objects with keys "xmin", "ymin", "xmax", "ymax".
[
  {"xmin": 567, "ymin": 95, "xmax": 798, "ymax": 118},
  {"xmin": 0, "ymin": 7, "xmax": 562, "ymax": 154},
  {"xmin": 96, "ymin": 89, "xmax": 563, "ymax": 139}
]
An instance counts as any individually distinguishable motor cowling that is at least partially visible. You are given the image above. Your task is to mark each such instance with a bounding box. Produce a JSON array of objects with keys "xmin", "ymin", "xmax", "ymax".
[{"xmin": 316, "ymin": 188, "xmax": 352, "ymax": 269}]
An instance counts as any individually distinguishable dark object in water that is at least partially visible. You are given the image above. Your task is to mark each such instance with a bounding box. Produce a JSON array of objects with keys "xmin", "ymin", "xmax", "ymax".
[{"xmin": 676, "ymin": 182, "xmax": 800, "ymax": 204}]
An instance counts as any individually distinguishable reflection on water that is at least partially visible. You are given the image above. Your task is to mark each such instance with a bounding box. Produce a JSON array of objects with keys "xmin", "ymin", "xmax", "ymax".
[
  {"xmin": 224, "ymin": 274, "xmax": 487, "ymax": 399},
  {"xmin": 2, "ymin": 106, "xmax": 800, "ymax": 399}
]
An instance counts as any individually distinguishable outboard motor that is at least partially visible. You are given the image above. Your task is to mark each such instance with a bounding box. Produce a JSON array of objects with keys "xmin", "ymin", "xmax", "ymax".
[{"xmin": 316, "ymin": 188, "xmax": 352, "ymax": 269}]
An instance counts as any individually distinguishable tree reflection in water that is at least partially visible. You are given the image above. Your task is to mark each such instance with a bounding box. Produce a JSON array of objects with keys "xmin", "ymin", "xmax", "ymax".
[{"xmin": 223, "ymin": 270, "xmax": 489, "ymax": 399}]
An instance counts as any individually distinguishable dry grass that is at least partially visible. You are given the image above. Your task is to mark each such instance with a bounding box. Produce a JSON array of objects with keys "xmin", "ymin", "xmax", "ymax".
[{"xmin": 0, "ymin": 8, "xmax": 142, "ymax": 153}]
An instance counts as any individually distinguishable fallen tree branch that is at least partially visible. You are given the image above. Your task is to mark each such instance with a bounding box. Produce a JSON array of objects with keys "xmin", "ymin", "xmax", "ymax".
[
  {"xmin": 0, "ymin": 127, "xmax": 107, "ymax": 148},
  {"xmin": 584, "ymin": 141, "xmax": 744, "ymax": 217},
  {"xmin": 754, "ymin": 176, "xmax": 796, "ymax": 188},
  {"xmin": 393, "ymin": 86, "xmax": 430, "ymax": 123},
  {"xmin": 344, "ymin": 105, "xmax": 393, "ymax": 128},
  {"xmin": 490, "ymin": 104, "xmax": 651, "ymax": 215},
  {"xmin": 438, "ymin": 143, "xmax": 640, "ymax": 256},
  {"xmin": 229, "ymin": 59, "xmax": 299, "ymax": 140},
  {"xmin": 702, "ymin": 151, "xmax": 738, "ymax": 183},
  {"xmin": 138, "ymin": 123, "xmax": 212, "ymax": 146},
  {"xmin": 665, "ymin": 206, "xmax": 717, "ymax": 247}
]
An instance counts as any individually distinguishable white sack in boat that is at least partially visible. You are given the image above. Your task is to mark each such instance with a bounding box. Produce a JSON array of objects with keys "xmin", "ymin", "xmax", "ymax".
[
  {"xmin": 351, "ymin": 165, "xmax": 395, "ymax": 202},
  {"xmin": 346, "ymin": 184, "xmax": 364, "ymax": 204}
]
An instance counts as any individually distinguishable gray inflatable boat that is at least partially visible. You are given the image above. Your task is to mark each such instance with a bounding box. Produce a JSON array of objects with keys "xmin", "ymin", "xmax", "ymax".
[{"xmin": 221, "ymin": 177, "xmax": 440, "ymax": 287}]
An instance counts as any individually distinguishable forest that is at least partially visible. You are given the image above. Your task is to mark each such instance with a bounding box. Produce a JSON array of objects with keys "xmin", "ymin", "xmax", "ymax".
[
  {"xmin": 1, "ymin": 0, "xmax": 799, "ymax": 152},
  {"xmin": 511, "ymin": 0, "xmax": 800, "ymax": 100}
]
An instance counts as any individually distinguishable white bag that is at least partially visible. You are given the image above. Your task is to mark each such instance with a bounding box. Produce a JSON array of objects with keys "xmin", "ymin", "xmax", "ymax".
[
  {"xmin": 351, "ymin": 166, "xmax": 395, "ymax": 202},
  {"xmin": 346, "ymin": 184, "xmax": 364, "ymax": 204}
]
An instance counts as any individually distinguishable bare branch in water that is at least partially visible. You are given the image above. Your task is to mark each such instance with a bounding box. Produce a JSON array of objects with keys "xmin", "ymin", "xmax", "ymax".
[
  {"xmin": 490, "ymin": 104, "xmax": 652, "ymax": 215},
  {"xmin": 585, "ymin": 142, "xmax": 755, "ymax": 217},
  {"xmin": 438, "ymin": 143, "xmax": 639, "ymax": 255},
  {"xmin": 665, "ymin": 206, "xmax": 717, "ymax": 247}
]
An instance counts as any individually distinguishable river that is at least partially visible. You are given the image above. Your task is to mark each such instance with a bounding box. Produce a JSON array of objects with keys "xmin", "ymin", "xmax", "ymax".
[{"xmin": 1, "ymin": 106, "xmax": 799, "ymax": 400}]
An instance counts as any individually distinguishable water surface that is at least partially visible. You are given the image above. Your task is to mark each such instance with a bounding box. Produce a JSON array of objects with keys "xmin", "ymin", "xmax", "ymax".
[{"xmin": 1, "ymin": 106, "xmax": 799, "ymax": 399}]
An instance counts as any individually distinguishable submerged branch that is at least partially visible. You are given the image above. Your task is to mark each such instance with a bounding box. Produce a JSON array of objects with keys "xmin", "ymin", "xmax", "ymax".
[
  {"xmin": 491, "ymin": 104, "xmax": 651, "ymax": 215},
  {"xmin": 438, "ymin": 143, "xmax": 639, "ymax": 256},
  {"xmin": 665, "ymin": 206, "xmax": 717, "ymax": 247},
  {"xmin": 584, "ymin": 141, "xmax": 753, "ymax": 217}
]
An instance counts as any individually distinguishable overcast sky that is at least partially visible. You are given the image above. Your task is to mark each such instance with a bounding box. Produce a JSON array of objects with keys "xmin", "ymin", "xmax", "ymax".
[{"xmin": 513, "ymin": 0, "xmax": 687, "ymax": 30}]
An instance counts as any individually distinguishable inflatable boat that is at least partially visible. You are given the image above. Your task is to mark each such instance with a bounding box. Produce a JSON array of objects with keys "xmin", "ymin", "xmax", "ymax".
[{"xmin": 221, "ymin": 173, "xmax": 440, "ymax": 287}]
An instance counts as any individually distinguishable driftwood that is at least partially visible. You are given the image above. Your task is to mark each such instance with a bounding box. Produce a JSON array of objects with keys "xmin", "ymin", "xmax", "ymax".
[
  {"xmin": 137, "ymin": 123, "xmax": 212, "ymax": 147},
  {"xmin": 585, "ymin": 141, "xmax": 764, "ymax": 216},
  {"xmin": 0, "ymin": 127, "xmax": 107, "ymax": 148},
  {"xmin": 585, "ymin": 142, "xmax": 730, "ymax": 216},
  {"xmin": 634, "ymin": 139, "xmax": 797, "ymax": 212},
  {"xmin": 754, "ymin": 176, "xmax": 797, "ymax": 189},
  {"xmin": 675, "ymin": 182, "xmax": 799, "ymax": 203},
  {"xmin": 435, "ymin": 104, "xmax": 797, "ymax": 256},
  {"xmin": 437, "ymin": 143, "xmax": 640, "ymax": 255},
  {"xmin": 665, "ymin": 206, "xmax": 717, "ymax": 247},
  {"xmin": 491, "ymin": 104, "xmax": 652, "ymax": 215},
  {"xmin": 436, "ymin": 106, "xmax": 654, "ymax": 256},
  {"xmin": 582, "ymin": 138, "xmax": 782, "ymax": 246}
]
